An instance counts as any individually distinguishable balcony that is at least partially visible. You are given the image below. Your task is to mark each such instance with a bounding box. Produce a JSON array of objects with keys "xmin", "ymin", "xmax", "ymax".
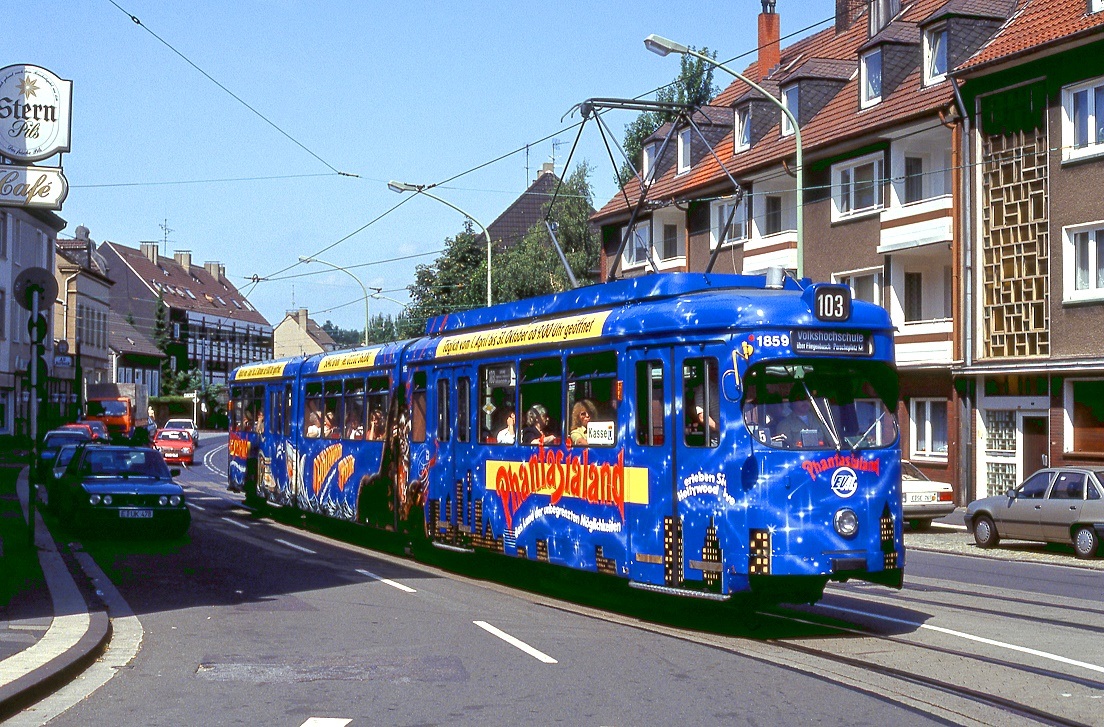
[
  {"xmin": 741, "ymin": 230, "xmax": 797, "ymax": 273},
  {"xmin": 877, "ymin": 195, "xmax": 953, "ymax": 254},
  {"xmin": 895, "ymin": 319, "xmax": 953, "ymax": 367}
]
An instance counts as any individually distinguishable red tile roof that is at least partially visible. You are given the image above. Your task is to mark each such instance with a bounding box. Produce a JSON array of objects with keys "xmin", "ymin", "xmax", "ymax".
[
  {"xmin": 957, "ymin": 0, "xmax": 1104, "ymax": 73},
  {"xmin": 593, "ymin": 0, "xmax": 975, "ymax": 222}
]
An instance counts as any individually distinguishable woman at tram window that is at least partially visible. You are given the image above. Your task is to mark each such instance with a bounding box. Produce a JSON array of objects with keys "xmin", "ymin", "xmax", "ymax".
[
  {"xmin": 521, "ymin": 403, "xmax": 556, "ymax": 446},
  {"xmin": 305, "ymin": 410, "xmax": 322, "ymax": 438},
  {"xmin": 569, "ymin": 399, "xmax": 597, "ymax": 445}
]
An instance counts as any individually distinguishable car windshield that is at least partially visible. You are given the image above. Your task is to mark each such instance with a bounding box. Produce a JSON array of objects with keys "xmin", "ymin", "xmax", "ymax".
[
  {"xmin": 87, "ymin": 401, "xmax": 128, "ymax": 417},
  {"xmin": 80, "ymin": 449, "xmax": 171, "ymax": 478},
  {"xmin": 901, "ymin": 461, "xmax": 928, "ymax": 481},
  {"xmin": 166, "ymin": 421, "xmax": 193, "ymax": 429},
  {"xmin": 742, "ymin": 360, "xmax": 899, "ymax": 452},
  {"xmin": 44, "ymin": 432, "xmax": 89, "ymax": 447},
  {"xmin": 157, "ymin": 430, "xmax": 189, "ymax": 442},
  {"xmin": 56, "ymin": 445, "xmax": 79, "ymax": 468}
]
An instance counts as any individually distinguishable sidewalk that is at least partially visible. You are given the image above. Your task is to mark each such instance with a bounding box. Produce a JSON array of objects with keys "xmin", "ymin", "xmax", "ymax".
[{"xmin": 0, "ymin": 466, "xmax": 110, "ymax": 723}]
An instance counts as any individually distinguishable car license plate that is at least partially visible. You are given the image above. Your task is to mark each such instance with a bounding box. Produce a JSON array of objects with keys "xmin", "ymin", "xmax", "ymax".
[
  {"xmin": 908, "ymin": 494, "xmax": 934, "ymax": 503},
  {"xmin": 120, "ymin": 509, "xmax": 154, "ymax": 519}
]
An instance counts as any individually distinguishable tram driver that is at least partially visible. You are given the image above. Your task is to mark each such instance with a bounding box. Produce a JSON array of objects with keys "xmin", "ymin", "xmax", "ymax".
[{"xmin": 774, "ymin": 385, "xmax": 827, "ymax": 449}]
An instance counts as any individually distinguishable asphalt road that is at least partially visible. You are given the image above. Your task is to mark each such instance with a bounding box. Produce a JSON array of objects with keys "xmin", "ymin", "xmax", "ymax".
[{"xmin": 20, "ymin": 433, "xmax": 1104, "ymax": 726}]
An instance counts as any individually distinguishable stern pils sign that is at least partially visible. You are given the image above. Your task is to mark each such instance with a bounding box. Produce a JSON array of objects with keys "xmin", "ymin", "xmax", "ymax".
[{"xmin": 0, "ymin": 65, "xmax": 72, "ymax": 163}]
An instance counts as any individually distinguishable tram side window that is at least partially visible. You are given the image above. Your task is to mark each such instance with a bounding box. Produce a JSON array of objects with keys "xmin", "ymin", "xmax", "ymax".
[
  {"xmin": 480, "ymin": 363, "xmax": 517, "ymax": 444},
  {"xmin": 635, "ymin": 361, "xmax": 665, "ymax": 446},
  {"xmin": 457, "ymin": 377, "xmax": 471, "ymax": 443},
  {"xmin": 304, "ymin": 382, "xmax": 323, "ymax": 438},
  {"xmin": 411, "ymin": 371, "xmax": 427, "ymax": 443},
  {"xmin": 230, "ymin": 386, "xmax": 242, "ymax": 430},
  {"xmin": 366, "ymin": 376, "xmax": 389, "ymax": 441},
  {"xmin": 344, "ymin": 379, "xmax": 366, "ymax": 440},
  {"xmin": 283, "ymin": 384, "xmax": 293, "ymax": 437},
  {"xmin": 567, "ymin": 351, "xmax": 617, "ymax": 447},
  {"xmin": 323, "ymin": 381, "xmax": 343, "ymax": 439},
  {"xmin": 684, "ymin": 358, "xmax": 719, "ymax": 448},
  {"xmin": 248, "ymin": 386, "xmax": 264, "ymax": 432},
  {"xmin": 268, "ymin": 387, "xmax": 283, "ymax": 435},
  {"xmin": 437, "ymin": 379, "xmax": 451, "ymax": 442},
  {"xmin": 520, "ymin": 357, "xmax": 562, "ymax": 446}
]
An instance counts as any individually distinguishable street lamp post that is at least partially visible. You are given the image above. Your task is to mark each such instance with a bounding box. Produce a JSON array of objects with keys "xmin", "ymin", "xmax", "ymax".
[
  {"xmin": 644, "ymin": 34, "xmax": 804, "ymax": 279},
  {"xmin": 299, "ymin": 255, "xmax": 370, "ymax": 345},
  {"xmin": 388, "ymin": 180, "xmax": 494, "ymax": 307}
]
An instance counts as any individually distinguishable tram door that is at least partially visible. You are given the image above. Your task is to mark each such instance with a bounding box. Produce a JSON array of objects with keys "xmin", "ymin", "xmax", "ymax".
[{"xmin": 431, "ymin": 366, "xmax": 475, "ymax": 535}]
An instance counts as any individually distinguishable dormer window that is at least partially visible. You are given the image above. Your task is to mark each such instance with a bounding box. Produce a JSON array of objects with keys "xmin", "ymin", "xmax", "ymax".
[
  {"xmin": 924, "ymin": 27, "xmax": 948, "ymax": 85},
  {"xmin": 861, "ymin": 48, "xmax": 883, "ymax": 107},
  {"xmin": 781, "ymin": 85, "xmax": 798, "ymax": 136},
  {"xmin": 1093, "ymin": 0, "xmax": 1104, "ymax": 13},
  {"xmin": 869, "ymin": 0, "xmax": 900, "ymax": 36},
  {"xmin": 735, "ymin": 107, "xmax": 751, "ymax": 153},
  {"xmin": 676, "ymin": 127, "xmax": 691, "ymax": 174},
  {"xmin": 642, "ymin": 142, "xmax": 658, "ymax": 182}
]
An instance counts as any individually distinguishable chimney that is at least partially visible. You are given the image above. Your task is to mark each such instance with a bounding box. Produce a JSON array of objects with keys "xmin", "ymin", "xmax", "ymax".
[
  {"xmin": 297, "ymin": 309, "xmax": 309, "ymax": 328},
  {"xmin": 173, "ymin": 250, "xmax": 192, "ymax": 270},
  {"xmin": 538, "ymin": 162, "xmax": 555, "ymax": 180},
  {"xmin": 139, "ymin": 242, "xmax": 159, "ymax": 263},
  {"xmin": 204, "ymin": 261, "xmax": 221, "ymax": 280},
  {"xmin": 835, "ymin": 0, "xmax": 865, "ymax": 33},
  {"xmin": 758, "ymin": 1, "xmax": 780, "ymax": 81}
]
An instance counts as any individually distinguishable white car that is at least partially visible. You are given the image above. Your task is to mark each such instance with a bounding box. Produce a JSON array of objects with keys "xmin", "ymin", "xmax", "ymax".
[
  {"xmin": 901, "ymin": 460, "xmax": 956, "ymax": 530},
  {"xmin": 164, "ymin": 418, "xmax": 200, "ymax": 445}
]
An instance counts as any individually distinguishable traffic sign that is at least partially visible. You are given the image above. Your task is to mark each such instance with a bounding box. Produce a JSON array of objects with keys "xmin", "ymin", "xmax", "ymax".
[{"xmin": 14, "ymin": 267, "xmax": 58, "ymax": 312}]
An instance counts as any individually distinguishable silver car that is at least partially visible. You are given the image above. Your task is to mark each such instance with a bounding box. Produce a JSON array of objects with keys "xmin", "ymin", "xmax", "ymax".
[{"xmin": 965, "ymin": 468, "xmax": 1104, "ymax": 559}]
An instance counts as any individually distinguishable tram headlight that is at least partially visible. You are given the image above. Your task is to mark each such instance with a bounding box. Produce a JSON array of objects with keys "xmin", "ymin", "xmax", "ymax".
[
  {"xmin": 89, "ymin": 494, "xmax": 101, "ymax": 505},
  {"xmin": 834, "ymin": 508, "xmax": 859, "ymax": 539}
]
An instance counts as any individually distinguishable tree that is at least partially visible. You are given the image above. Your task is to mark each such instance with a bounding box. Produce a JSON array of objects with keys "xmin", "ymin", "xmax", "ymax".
[
  {"xmin": 321, "ymin": 320, "xmax": 362, "ymax": 349},
  {"xmin": 617, "ymin": 48, "xmax": 718, "ymax": 186}
]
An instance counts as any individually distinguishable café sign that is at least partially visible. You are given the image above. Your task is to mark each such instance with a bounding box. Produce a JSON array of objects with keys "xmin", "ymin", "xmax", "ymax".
[
  {"xmin": 0, "ymin": 64, "xmax": 72, "ymax": 163},
  {"xmin": 0, "ymin": 165, "xmax": 68, "ymax": 210}
]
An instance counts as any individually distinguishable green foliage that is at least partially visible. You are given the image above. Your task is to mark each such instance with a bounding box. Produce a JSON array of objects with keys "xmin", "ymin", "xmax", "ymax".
[
  {"xmin": 321, "ymin": 320, "xmax": 363, "ymax": 348},
  {"xmin": 617, "ymin": 48, "xmax": 718, "ymax": 186},
  {"xmin": 403, "ymin": 163, "xmax": 599, "ymax": 325}
]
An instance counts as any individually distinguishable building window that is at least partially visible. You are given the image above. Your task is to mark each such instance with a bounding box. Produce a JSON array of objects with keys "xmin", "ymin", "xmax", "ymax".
[
  {"xmin": 1093, "ymin": 0, "xmax": 1104, "ymax": 13},
  {"xmin": 1063, "ymin": 222, "xmax": 1104, "ymax": 302},
  {"xmin": 735, "ymin": 107, "xmax": 750, "ymax": 153},
  {"xmin": 832, "ymin": 152, "xmax": 884, "ymax": 219},
  {"xmin": 904, "ymin": 156, "xmax": 925, "ymax": 204},
  {"xmin": 869, "ymin": 0, "xmax": 901, "ymax": 35},
  {"xmin": 1062, "ymin": 77, "xmax": 1104, "ymax": 161},
  {"xmin": 924, "ymin": 27, "xmax": 948, "ymax": 85},
  {"xmin": 711, "ymin": 196, "xmax": 748, "ymax": 249},
  {"xmin": 677, "ymin": 127, "xmax": 691, "ymax": 174},
  {"xmin": 659, "ymin": 224, "xmax": 681, "ymax": 260},
  {"xmin": 763, "ymin": 196, "xmax": 783, "ymax": 236},
  {"xmin": 905, "ymin": 271, "xmax": 923, "ymax": 321},
  {"xmin": 911, "ymin": 398, "xmax": 948, "ymax": 459},
  {"xmin": 642, "ymin": 142, "xmax": 658, "ymax": 182},
  {"xmin": 861, "ymin": 48, "xmax": 882, "ymax": 107},
  {"xmin": 621, "ymin": 223, "xmax": 651, "ymax": 268},
  {"xmin": 781, "ymin": 85, "xmax": 798, "ymax": 137},
  {"xmin": 1069, "ymin": 379, "xmax": 1104, "ymax": 453},
  {"xmin": 836, "ymin": 268, "xmax": 883, "ymax": 306}
]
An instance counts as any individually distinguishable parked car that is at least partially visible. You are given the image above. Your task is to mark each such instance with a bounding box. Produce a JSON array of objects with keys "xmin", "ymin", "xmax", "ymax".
[
  {"xmin": 54, "ymin": 445, "xmax": 190, "ymax": 537},
  {"xmin": 80, "ymin": 419, "xmax": 110, "ymax": 441},
  {"xmin": 163, "ymin": 418, "xmax": 199, "ymax": 445},
  {"xmin": 44, "ymin": 443, "xmax": 85, "ymax": 513},
  {"xmin": 153, "ymin": 428, "xmax": 195, "ymax": 466},
  {"xmin": 965, "ymin": 468, "xmax": 1104, "ymax": 559},
  {"xmin": 901, "ymin": 460, "xmax": 956, "ymax": 530},
  {"xmin": 34, "ymin": 429, "xmax": 92, "ymax": 486}
]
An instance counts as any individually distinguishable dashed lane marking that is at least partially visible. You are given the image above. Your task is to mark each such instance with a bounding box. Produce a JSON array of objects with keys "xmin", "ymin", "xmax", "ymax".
[
  {"xmin": 187, "ymin": 502, "xmax": 206, "ymax": 511},
  {"xmin": 474, "ymin": 621, "xmax": 557, "ymax": 664},
  {"xmin": 220, "ymin": 516, "xmax": 250, "ymax": 530},
  {"xmin": 276, "ymin": 538, "xmax": 316, "ymax": 555},
  {"xmin": 355, "ymin": 568, "xmax": 417, "ymax": 593},
  {"xmin": 300, "ymin": 720, "xmax": 351, "ymax": 727}
]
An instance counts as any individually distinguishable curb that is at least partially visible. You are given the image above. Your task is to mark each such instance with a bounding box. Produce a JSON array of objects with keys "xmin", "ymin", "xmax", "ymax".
[{"xmin": 0, "ymin": 610, "xmax": 111, "ymax": 722}]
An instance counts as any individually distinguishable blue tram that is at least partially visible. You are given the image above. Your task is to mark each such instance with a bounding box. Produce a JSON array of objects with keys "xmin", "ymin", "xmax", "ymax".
[{"xmin": 228, "ymin": 273, "xmax": 903, "ymax": 602}]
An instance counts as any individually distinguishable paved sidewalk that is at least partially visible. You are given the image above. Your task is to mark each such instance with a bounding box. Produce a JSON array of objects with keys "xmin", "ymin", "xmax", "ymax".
[{"xmin": 0, "ymin": 468, "xmax": 110, "ymax": 723}]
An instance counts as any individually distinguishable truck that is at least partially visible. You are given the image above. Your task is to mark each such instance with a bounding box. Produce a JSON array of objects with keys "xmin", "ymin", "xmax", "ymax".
[{"xmin": 85, "ymin": 383, "xmax": 150, "ymax": 442}]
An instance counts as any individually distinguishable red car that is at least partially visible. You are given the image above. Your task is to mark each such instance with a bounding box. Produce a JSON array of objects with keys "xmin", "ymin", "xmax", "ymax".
[
  {"xmin": 58, "ymin": 422, "xmax": 96, "ymax": 439},
  {"xmin": 153, "ymin": 428, "xmax": 195, "ymax": 465}
]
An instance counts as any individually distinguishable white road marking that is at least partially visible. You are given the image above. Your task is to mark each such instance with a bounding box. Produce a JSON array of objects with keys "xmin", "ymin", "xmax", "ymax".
[
  {"xmin": 187, "ymin": 502, "xmax": 206, "ymax": 511},
  {"xmin": 474, "ymin": 621, "xmax": 557, "ymax": 664},
  {"xmin": 276, "ymin": 538, "xmax": 316, "ymax": 554},
  {"xmin": 356, "ymin": 568, "xmax": 417, "ymax": 593},
  {"xmin": 818, "ymin": 603, "xmax": 1104, "ymax": 675},
  {"xmin": 203, "ymin": 441, "xmax": 228, "ymax": 477},
  {"xmin": 300, "ymin": 719, "xmax": 351, "ymax": 727},
  {"xmin": 221, "ymin": 516, "xmax": 250, "ymax": 530}
]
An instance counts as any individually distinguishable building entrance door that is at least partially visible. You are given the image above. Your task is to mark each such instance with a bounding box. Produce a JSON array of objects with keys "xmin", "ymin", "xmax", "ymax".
[{"xmin": 1022, "ymin": 415, "xmax": 1048, "ymax": 478}]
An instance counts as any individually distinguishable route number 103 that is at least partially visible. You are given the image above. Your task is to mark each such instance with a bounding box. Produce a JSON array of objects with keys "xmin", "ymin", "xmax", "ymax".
[{"xmin": 814, "ymin": 286, "xmax": 851, "ymax": 322}]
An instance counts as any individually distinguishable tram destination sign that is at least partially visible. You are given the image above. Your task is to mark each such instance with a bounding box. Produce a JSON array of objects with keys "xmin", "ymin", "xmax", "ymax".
[{"xmin": 791, "ymin": 329, "xmax": 871, "ymax": 356}]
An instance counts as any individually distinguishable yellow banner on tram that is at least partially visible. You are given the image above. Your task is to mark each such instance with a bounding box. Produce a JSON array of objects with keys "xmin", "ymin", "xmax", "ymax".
[
  {"xmin": 317, "ymin": 348, "xmax": 380, "ymax": 373},
  {"xmin": 436, "ymin": 310, "xmax": 611, "ymax": 359}
]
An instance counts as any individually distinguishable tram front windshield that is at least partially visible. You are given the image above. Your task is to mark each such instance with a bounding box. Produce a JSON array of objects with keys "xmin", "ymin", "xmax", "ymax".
[{"xmin": 742, "ymin": 361, "xmax": 898, "ymax": 452}]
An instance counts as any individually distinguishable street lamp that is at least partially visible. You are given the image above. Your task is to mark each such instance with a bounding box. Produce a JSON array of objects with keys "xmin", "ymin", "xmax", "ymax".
[
  {"xmin": 644, "ymin": 34, "xmax": 804, "ymax": 279},
  {"xmin": 388, "ymin": 180, "xmax": 494, "ymax": 306},
  {"xmin": 299, "ymin": 255, "xmax": 370, "ymax": 345}
]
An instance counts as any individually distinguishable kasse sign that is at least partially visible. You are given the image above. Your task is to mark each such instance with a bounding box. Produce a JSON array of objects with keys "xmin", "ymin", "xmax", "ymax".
[{"xmin": 0, "ymin": 65, "xmax": 72, "ymax": 163}]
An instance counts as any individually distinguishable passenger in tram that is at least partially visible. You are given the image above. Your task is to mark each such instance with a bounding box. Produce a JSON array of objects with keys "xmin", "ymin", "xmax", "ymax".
[
  {"xmin": 367, "ymin": 409, "xmax": 385, "ymax": 441},
  {"xmin": 344, "ymin": 409, "xmax": 364, "ymax": 440},
  {"xmin": 569, "ymin": 400, "xmax": 597, "ymax": 445},
  {"xmin": 323, "ymin": 411, "xmax": 340, "ymax": 439},
  {"xmin": 305, "ymin": 410, "xmax": 322, "ymax": 438},
  {"xmin": 521, "ymin": 403, "xmax": 556, "ymax": 446},
  {"xmin": 254, "ymin": 410, "xmax": 265, "ymax": 435},
  {"xmin": 496, "ymin": 408, "xmax": 516, "ymax": 444}
]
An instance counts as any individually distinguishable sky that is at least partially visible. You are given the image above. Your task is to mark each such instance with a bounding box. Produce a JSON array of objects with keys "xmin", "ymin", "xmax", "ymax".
[{"xmin": 11, "ymin": 0, "xmax": 838, "ymax": 331}]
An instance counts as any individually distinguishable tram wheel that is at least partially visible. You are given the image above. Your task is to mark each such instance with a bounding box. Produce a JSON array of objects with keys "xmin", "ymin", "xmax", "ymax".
[{"xmin": 972, "ymin": 515, "xmax": 1000, "ymax": 549}]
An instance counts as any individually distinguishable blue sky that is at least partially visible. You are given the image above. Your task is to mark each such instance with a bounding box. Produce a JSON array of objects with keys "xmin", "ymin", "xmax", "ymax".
[{"xmin": 12, "ymin": 0, "xmax": 837, "ymax": 330}]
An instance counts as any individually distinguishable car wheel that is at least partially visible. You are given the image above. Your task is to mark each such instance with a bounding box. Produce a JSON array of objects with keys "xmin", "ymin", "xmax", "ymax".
[
  {"xmin": 908, "ymin": 519, "xmax": 932, "ymax": 531},
  {"xmin": 973, "ymin": 514, "xmax": 1000, "ymax": 548},
  {"xmin": 1073, "ymin": 526, "xmax": 1099, "ymax": 559}
]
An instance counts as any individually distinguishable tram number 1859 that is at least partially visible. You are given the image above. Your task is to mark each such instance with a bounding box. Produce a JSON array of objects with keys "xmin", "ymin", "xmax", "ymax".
[{"xmin": 814, "ymin": 286, "xmax": 851, "ymax": 322}]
